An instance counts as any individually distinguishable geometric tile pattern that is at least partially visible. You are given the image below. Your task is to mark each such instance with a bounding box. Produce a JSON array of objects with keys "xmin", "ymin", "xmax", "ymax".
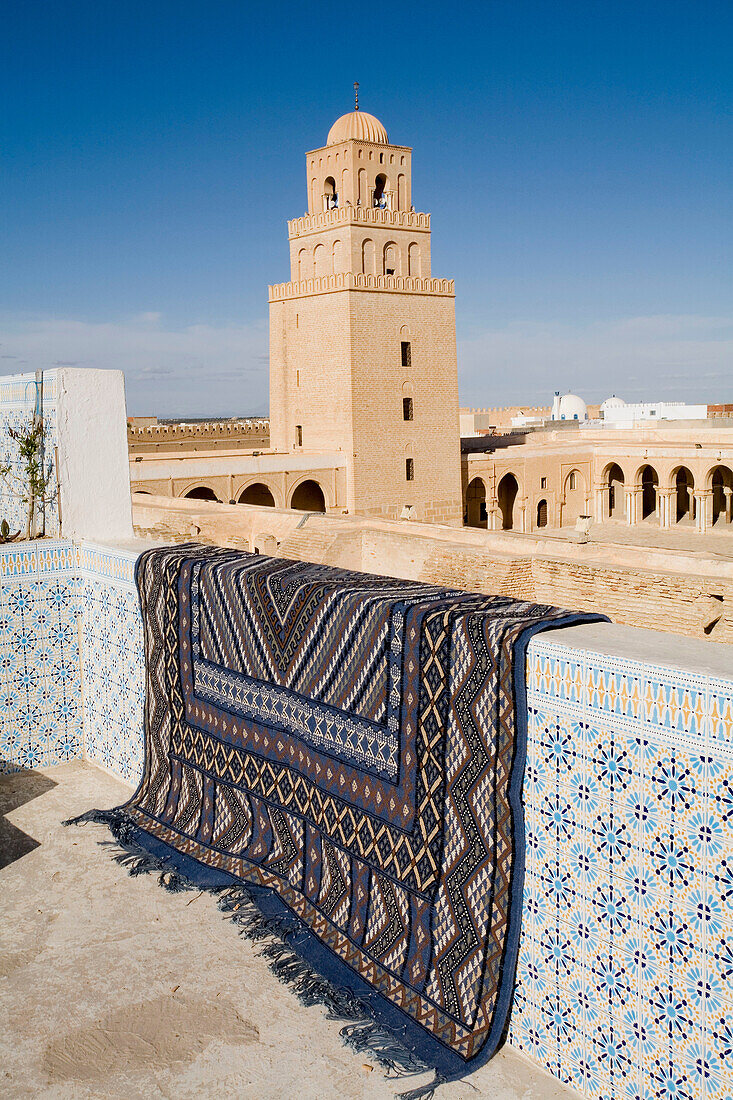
[
  {"xmin": 0, "ymin": 539, "xmax": 144, "ymax": 786},
  {"xmin": 0, "ymin": 540, "xmax": 81, "ymax": 772},
  {"xmin": 510, "ymin": 635, "xmax": 733, "ymax": 1100},
  {"xmin": 78, "ymin": 542, "xmax": 144, "ymax": 787}
]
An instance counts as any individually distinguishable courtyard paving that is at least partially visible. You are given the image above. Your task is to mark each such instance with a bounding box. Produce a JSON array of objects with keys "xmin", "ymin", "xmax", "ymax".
[{"xmin": 1, "ymin": 761, "xmax": 576, "ymax": 1100}]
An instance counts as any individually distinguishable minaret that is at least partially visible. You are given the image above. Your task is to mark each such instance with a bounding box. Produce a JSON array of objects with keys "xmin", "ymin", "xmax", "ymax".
[{"xmin": 268, "ymin": 102, "xmax": 463, "ymax": 525}]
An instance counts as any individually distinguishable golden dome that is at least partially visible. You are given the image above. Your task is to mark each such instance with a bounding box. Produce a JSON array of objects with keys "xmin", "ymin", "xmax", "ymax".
[{"xmin": 327, "ymin": 110, "xmax": 388, "ymax": 146}]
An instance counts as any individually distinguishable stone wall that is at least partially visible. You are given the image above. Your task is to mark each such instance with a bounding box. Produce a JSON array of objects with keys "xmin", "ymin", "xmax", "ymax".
[{"xmin": 132, "ymin": 494, "xmax": 733, "ymax": 643}]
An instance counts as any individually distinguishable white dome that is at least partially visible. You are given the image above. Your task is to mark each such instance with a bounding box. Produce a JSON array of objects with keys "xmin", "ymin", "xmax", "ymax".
[
  {"xmin": 600, "ymin": 395, "xmax": 627, "ymax": 412},
  {"xmin": 557, "ymin": 393, "xmax": 588, "ymax": 421}
]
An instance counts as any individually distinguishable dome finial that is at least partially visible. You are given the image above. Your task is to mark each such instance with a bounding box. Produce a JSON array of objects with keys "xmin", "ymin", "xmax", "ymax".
[{"xmin": 354, "ymin": 81, "xmax": 359, "ymax": 111}]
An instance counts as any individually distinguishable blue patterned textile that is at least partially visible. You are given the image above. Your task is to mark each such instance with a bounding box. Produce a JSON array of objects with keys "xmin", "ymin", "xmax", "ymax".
[{"xmin": 113, "ymin": 546, "xmax": 602, "ymax": 1073}]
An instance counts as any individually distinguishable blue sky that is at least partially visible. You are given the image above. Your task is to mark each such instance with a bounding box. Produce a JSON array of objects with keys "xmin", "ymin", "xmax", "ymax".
[{"xmin": 1, "ymin": 1, "xmax": 731, "ymax": 416}]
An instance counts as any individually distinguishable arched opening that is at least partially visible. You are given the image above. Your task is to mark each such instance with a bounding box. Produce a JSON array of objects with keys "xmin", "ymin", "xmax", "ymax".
[
  {"xmin": 313, "ymin": 243, "xmax": 327, "ymax": 278},
  {"xmin": 408, "ymin": 242, "xmax": 420, "ymax": 277},
  {"xmin": 239, "ymin": 483, "xmax": 276, "ymax": 508},
  {"xmin": 373, "ymin": 174, "xmax": 388, "ymax": 209},
  {"xmin": 606, "ymin": 463, "xmax": 625, "ymax": 519},
  {"xmin": 536, "ymin": 499, "xmax": 548, "ymax": 528},
  {"xmin": 673, "ymin": 467, "xmax": 694, "ymax": 523},
  {"xmin": 297, "ymin": 248, "xmax": 307, "ymax": 281},
  {"xmin": 383, "ymin": 241, "xmax": 399, "ymax": 276},
  {"xmin": 639, "ymin": 466, "xmax": 658, "ymax": 521},
  {"xmin": 323, "ymin": 176, "xmax": 337, "ymax": 210},
  {"xmin": 332, "ymin": 239, "xmax": 342, "ymax": 274},
  {"xmin": 562, "ymin": 469, "xmax": 585, "ymax": 526},
  {"xmin": 184, "ymin": 486, "xmax": 220, "ymax": 502},
  {"xmin": 710, "ymin": 465, "xmax": 733, "ymax": 526},
  {"xmin": 290, "ymin": 479, "xmax": 326, "ymax": 513},
  {"xmin": 465, "ymin": 477, "xmax": 487, "ymax": 529},
  {"xmin": 362, "ymin": 238, "xmax": 375, "ymax": 275},
  {"xmin": 497, "ymin": 473, "xmax": 518, "ymax": 531},
  {"xmin": 357, "ymin": 167, "xmax": 367, "ymax": 206},
  {"xmin": 398, "ymin": 173, "xmax": 407, "ymax": 210}
]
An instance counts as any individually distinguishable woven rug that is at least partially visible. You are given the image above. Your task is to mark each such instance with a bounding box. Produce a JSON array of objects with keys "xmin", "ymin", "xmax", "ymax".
[{"xmin": 74, "ymin": 545, "xmax": 602, "ymax": 1078}]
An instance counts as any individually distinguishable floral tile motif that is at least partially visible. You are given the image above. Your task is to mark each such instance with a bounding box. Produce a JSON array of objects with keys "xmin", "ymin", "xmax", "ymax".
[{"xmin": 513, "ymin": 636, "xmax": 733, "ymax": 1099}]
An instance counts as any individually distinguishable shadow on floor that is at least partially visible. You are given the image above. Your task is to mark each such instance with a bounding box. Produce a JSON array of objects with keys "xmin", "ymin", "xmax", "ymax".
[{"xmin": 0, "ymin": 767, "xmax": 58, "ymax": 869}]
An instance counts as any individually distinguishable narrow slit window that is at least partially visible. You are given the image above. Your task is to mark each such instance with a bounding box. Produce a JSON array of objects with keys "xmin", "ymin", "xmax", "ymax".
[
  {"xmin": 403, "ymin": 397, "xmax": 413, "ymax": 421},
  {"xmin": 401, "ymin": 341, "xmax": 411, "ymax": 368},
  {"xmin": 296, "ymin": 425, "xmax": 303, "ymax": 447},
  {"xmin": 405, "ymin": 458, "xmax": 414, "ymax": 481}
]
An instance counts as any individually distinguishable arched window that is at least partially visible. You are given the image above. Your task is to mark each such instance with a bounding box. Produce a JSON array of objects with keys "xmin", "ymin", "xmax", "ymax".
[
  {"xmin": 398, "ymin": 174, "xmax": 407, "ymax": 211},
  {"xmin": 331, "ymin": 239, "xmax": 342, "ymax": 274},
  {"xmin": 357, "ymin": 167, "xmax": 367, "ymax": 206},
  {"xmin": 373, "ymin": 173, "xmax": 388, "ymax": 209},
  {"xmin": 536, "ymin": 499, "xmax": 548, "ymax": 528},
  {"xmin": 497, "ymin": 474, "xmax": 518, "ymax": 530},
  {"xmin": 290, "ymin": 479, "xmax": 326, "ymax": 512},
  {"xmin": 313, "ymin": 243, "xmax": 327, "ymax": 278},
  {"xmin": 297, "ymin": 248, "xmax": 307, "ymax": 281},
  {"xmin": 323, "ymin": 176, "xmax": 337, "ymax": 210},
  {"xmin": 408, "ymin": 242, "xmax": 420, "ymax": 277},
  {"xmin": 465, "ymin": 478, "xmax": 487, "ymax": 528},
  {"xmin": 569, "ymin": 471, "xmax": 578, "ymax": 490},
  {"xmin": 383, "ymin": 241, "xmax": 399, "ymax": 276},
  {"xmin": 361, "ymin": 238, "xmax": 375, "ymax": 275}
]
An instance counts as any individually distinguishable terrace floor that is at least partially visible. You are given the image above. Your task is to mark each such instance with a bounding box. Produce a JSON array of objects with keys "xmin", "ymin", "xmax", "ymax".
[{"xmin": 0, "ymin": 762, "xmax": 576, "ymax": 1100}]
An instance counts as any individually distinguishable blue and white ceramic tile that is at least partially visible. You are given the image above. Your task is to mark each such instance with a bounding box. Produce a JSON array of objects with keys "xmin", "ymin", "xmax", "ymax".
[{"xmin": 510, "ymin": 636, "xmax": 733, "ymax": 1100}]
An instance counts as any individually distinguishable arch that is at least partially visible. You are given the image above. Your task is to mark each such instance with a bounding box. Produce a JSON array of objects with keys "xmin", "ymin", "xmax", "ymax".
[
  {"xmin": 341, "ymin": 167, "xmax": 350, "ymax": 203},
  {"xmin": 362, "ymin": 238, "xmax": 375, "ymax": 275},
  {"xmin": 709, "ymin": 465, "xmax": 733, "ymax": 526},
  {"xmin": 497, "ymin": 473, "xmax": 518, "ymax": 530},
  {"xmin": 408, "ymin": 242, "xmax": 421, "ymax": 277},
  {"xmin": 383, "ymin": 241, "xmax": 399, "ymax": 276},
  {"xmin": 465, "ymin": 477, "xmax": 487, "ymax": 529},
  {"xmin": 323, "ymin": 175, "xmax": 337, "ymax": 210},
  {"xmin": 310, "ymin": 178, "xmax": 318, "ymax": 212},
  {"xmin": 297, "ymin": 248, "xmax": 307, "ymax": 281},
  {"xmin": 183, "ymin": 485, "xmax": 220, "ymax": 502},
  {"xmin": 562, "ymin": 468, "xmax": 586, "ymax": 526},
  {"xmin": 536, "ymin": 499, "xmax": 548, "ymax": 528},
  {"xmin": 331, "ymin": 238, "xmax": 342, "ymax": 274},
  {"xmin": 672, "ymin": 466, "xmax": 694, "ymax": 523},
  {"xmin": 398, "ymin": 173, "xmax": 407, "ymax": 211},
  {"xmin": 313, "ymin": 243, "xmax": 327, "ymax": 278},
  {"xmin": 357, "ymin": 167, "xmax": 367, "ymax": 206},
  {"xmin": 604, "ymin": 462, "xmax": 625, "ymax": 519},
  {"xmin": 290, "ymin": 479, "xmax": 326, "ymax": 513},
  {"xmin": 373, "ymin": 173, "xmax": 388, "ymax": 208},
  {"xmin": 638, "ymin": 465, "xmax": 658, "ymax": 521},
  {"xmin": 238, "ymin": 482, "xmax": 276, "ymax": 508}
]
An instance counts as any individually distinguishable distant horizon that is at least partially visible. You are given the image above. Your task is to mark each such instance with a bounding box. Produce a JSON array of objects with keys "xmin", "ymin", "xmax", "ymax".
[{"xmin": 3, "ymin": 1, "xmax": 731, "ymax": 416}]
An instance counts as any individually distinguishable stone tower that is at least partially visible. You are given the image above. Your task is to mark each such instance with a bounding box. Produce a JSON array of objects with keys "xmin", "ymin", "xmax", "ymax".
[{"xmin": 269, "ymin": 107, "xmax": 462, "ymax": 525}]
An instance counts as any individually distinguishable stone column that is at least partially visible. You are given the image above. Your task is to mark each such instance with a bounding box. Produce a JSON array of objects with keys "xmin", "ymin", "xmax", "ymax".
[
  {"xmin": 725, "ymin": 486, "xmax": 733, "ymax": 525},
  {"xmin": 625, "ymin": 488, "xmax": 636, "ymax": 525},
  {"xmin": 658, "ymin": 489, "xmax": 672, "ymax": 529},
  {"xmin": 696, "ymin": 490, "xmax": 712, "ymax": 534},
  {"xmin": 594, "ymin": 484, "xmax": 606, "ymax": 523}
]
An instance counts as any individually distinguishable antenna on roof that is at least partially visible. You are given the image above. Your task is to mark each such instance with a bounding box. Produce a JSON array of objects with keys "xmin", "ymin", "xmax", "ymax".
[{"xmin": 354, "ymin": 81, "xmax": 359, "ymax": 111}]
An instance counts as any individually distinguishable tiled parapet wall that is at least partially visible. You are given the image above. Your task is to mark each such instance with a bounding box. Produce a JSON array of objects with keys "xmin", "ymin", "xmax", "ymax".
[
  {"xmin": 78, "ymin": 543, "xmax": 144, "ymax": 786},
  {"xmin": 510, "ymin": 624, "xmax": 733, "ymax": 1100},
  {"xmin": 0, "ymin": 539, "xmax": 145, "ymax": 784},
  {"xmin": 0, "ymin": 540, "xmax": 81, "ymax": 770},
  {"xmin": 0, "ymin": 370, "xmax": 59, "ymax": 539}
]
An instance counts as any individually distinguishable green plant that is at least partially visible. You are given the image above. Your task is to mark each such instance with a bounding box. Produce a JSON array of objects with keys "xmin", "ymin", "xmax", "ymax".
[{"xmin": 5, "ymin": 415, "xmax": 56, "ymax": 540}]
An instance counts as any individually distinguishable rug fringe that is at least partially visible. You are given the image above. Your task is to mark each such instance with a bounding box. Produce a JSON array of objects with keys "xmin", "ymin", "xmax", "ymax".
[{"xmin": 65, "ymin": 811, "xmax": 442, "ymax": 1094}]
